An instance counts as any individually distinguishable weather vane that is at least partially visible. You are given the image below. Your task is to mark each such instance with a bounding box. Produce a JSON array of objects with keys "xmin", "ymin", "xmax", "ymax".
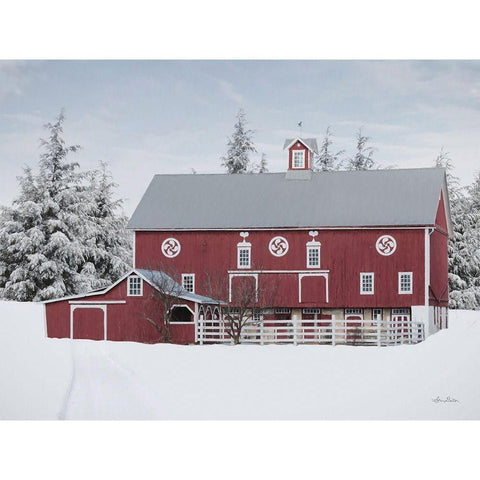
[{"xmin": 297, "ymin": 121, "xmax": 303, "ymax": 136}]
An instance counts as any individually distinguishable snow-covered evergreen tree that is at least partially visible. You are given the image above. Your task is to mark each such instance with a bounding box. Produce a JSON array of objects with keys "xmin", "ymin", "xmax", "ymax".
[
  {"xmin": 0, "ymin": 111, "xmax": 132, "ymax": 301},
  {"xmin": 258, "ymin": 153, "xmax": 268, "ymax": 173},
  {"xmin": 221, "ymin": 109, "xmax": 257, "ymax": 174},
  {"xmin": 250, "ymin": 152, "xmax": 268, "ymax": 174},
  {"xmin": 436, "ymin": 149, "xmax": 480, "ymax": 309},
  {"xmin": 81, "ymin": 161, "xmax": 132, "ymax": 291},
  {"xmin": 314, "ymin": 127, "xmax": 345, "ymax": 171},
  {"xmin": 347, "ymin": 128, "xmax": 376, "ymax": 171}
]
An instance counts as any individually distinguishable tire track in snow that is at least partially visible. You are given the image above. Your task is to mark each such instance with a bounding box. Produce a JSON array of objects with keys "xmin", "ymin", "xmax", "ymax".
[
  {"xmin": 57, "ymin": 339, "xmax": 76, "ymax": 420},
  {"xmin": 59, "ymin": 340, "xmax": 160, "ymax": 420}
]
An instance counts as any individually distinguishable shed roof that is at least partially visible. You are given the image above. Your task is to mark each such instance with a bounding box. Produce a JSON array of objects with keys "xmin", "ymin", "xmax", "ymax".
[{"xmin": 128, "ymin": 167, "xmax": 450, "ymax": 232}]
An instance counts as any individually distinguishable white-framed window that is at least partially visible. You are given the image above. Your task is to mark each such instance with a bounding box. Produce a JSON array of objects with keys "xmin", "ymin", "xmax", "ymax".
[
  {"xmin": 372, "ymin": 308, "xmax": 382, "ymax": 321},
  {"xmin": 307, "ymin": 245, "xmax": 320, "ymax": 268},
  {"xmin": 292, "ymin": 150, "xmax": 305, "ymax": 169},
  {"xmin": 127, "ymin": 275, "xmax": 143, "ymax": 296},
  {"xmin": 345, "ymin": 308, "xmax": 363, "ymax": 315},
  {"xmin": 392, "ymin": 308, "xmax": 410, "ymax": 316},
  {"xmin": 303, "ymin": 308, "xmax": 321, "ymax": 314},
  {"xmin": 274, "ymin": 307, "xmax": 291, "ymax": 314},
  {"xmin": 360, "ymin": 273, "xmax": 374, "ymax": 295},
  {"xmin": 398, "ymin": 272, "xmax": 413, "ymax": 294},
  {"xmin": 237, "ymin": 246, "xmax": 251, "ymax": 269},
  {"xmin": 182, "ymin": 273, "xmax": 195, "ymax": 293}
]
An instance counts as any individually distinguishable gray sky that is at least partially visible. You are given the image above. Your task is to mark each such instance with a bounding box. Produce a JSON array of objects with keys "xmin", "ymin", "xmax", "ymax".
[{"xmin": 1, "ymin": 60, "xmax": 479, "ymax": 216}]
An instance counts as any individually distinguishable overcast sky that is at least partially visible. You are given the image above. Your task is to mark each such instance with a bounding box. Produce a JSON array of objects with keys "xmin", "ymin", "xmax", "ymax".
[{"xmin": 1, "ymin": 60, "xmax": 479, "ymax": 216}]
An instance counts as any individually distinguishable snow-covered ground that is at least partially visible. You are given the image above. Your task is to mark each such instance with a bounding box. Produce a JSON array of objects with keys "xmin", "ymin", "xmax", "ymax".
[{"xmin": 1, "ymin": 301, "xmax": 479, "ymax": 420}]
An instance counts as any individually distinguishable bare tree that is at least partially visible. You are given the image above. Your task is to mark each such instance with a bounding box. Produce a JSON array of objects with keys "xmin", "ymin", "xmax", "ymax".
[
  {"xmin": 203, "ymin": 267, "xmax": 278, "ymax": 344},
  {"xmin": 139, "ymin": 263, "xmax": 186, "ymax": 343}
]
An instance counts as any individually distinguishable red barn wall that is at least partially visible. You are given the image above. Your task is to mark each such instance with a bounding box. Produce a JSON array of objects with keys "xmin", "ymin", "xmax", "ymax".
[
  {"xmin": 45, "ymin": 276, "xmax": 196, "ymax": 344},
  {"xmin": 288, "ymin": 142, "xmax": 310, "ymax": 170},
  {"xmin": 429, "ymin": 192, "xmax": 449, "ymax": 306},
  {"xmin": 135, "ymin": 228, "xmax": 426, "ymax": 308}
]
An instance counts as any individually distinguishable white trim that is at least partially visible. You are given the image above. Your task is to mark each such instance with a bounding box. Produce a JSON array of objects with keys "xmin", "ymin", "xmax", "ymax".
[
  {"xmin": 424, "ymin": 227, "xmax": 432, "ymax": 305},
  {"xmin": 399, "ymin": 271, "xmax": 413, "ymax": 295},
  {"xmin": 127, "ymin": 275, "xmax": 143, "ymax": 296},
  {"xmin": 237, "ymin": 245, "xmax": 251, "ymax": 269},
  {"xmin": 306, "ymin": 243, "xmax": 321, "ymax": 268},
  {"xmin": 170, "ymin": 303, "xmax": 195, "ymax": 316},
  {"xmin": 360, "ymin": 272, "xmax": 375, "ymax": 295},
  {"xmin": 283, "ymin": 138, "xmax": 315, "ymax": 152},
  {"xmin": 42, "ymin": 269, "xmax": 136, "ymax": 304},
  {"xmin": 69, "ymin": 300, "xmax": 126, "ymax": 304},
  {"xmin": 129, "ymin": 226, "xmax": 435, "ymax": 232},
  {"xmin": 229, "ymin": 269, "xmax": 329, "ymax": 274},
  {"xmin": 292, "ymin": 150, "xmax": 306, "ymax": 169},
  {"xmin": 70, "ymin": 304, "xmax": 107, "ymax": 341},
  {"xmin": 181, "ymin": 273, "xmax": 195, "ymax": 293},
  {"xmin": 298, "ymin": 272, "xmax": 329, "ymax": 303},
  {"xmin": 132, "ymin": 232, "xmax": 136, "ymax": 268},
  {"xmin": 228, "ymin": 273, "xmax": 259, "ymax": 302}
]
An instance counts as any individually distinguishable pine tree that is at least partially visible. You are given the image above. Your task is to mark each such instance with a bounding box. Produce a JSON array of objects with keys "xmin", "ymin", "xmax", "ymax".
[
  {"xmin": 0, "ymin": 111, "xmax": 87, "ymax": 300},
  {"xmin": 435, "ymin": 149, "xmax": 480, "ymax": 309},
  {"xmin": 221, "ymin": 109, "xmax": 257, "ymax": 174},
  {"xmin": 81, "ymin": 162, "xmax": 132, "ymax": 291},
  {"xmin": 314, "ymin": 127, "xmax": 345, "ymax": 171},
  {"xmin": 258, "ymin": 153, "xmax": 268, "ymax": 173},
  {"xmin": 347, "ymin": 128, "xmax": 376, "ymax": 171},
  {"xmin": 0, "ymin": 111, "xmax": 132, "ymax": 301}
]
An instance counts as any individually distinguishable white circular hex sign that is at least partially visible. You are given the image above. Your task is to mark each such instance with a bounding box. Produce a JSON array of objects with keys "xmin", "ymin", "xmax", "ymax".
[
  {"xmin": 376, "ymin": 235, "xmax": 397, "ymax": 256},
  {"xmin": 161, "ymin": 237, "xmax": 181, "ymax": 258},
  {"xmin": 269, "ymin": 236, "xmax": 289, "ymax": 257}
]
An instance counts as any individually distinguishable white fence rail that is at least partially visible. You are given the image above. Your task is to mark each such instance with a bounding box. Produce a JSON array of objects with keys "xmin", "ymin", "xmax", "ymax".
[{"xmin": 196, "ymin": 317, "xmax": 424, "ymax": 346}]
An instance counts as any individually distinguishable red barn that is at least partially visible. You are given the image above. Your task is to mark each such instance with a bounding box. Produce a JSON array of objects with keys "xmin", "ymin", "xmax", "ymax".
[{"xmin": 44, "ymin": 137, "xmax": 452, "ymax": 345}]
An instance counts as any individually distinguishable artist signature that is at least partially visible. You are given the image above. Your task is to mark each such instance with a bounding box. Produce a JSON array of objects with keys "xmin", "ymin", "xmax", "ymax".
[{"xmin": 432, "ymin": 396, "xmax": 459, "ymax": 403}]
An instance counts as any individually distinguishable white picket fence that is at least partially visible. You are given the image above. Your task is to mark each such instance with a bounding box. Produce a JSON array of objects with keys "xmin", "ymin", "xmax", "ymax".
[{"xmin": 196, "ymin": 317, "xmax": 424, "ymax": 347}]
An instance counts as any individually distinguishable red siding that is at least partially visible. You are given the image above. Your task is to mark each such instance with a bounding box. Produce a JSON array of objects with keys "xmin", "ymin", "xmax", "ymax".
[
  {"xmin": 288, "ymin": 142, "xmax": 310, "ymax": 170},
  {"xmin": 73, "ymin": 308, "xmax": 104, "ymax": 340},
  {"xmin": 45, "ymin": 276, "xmax": 196, "ymax": 344},
  {"xmin": 429, "ymin": 192, "xmax": 449, "ymax": 306},
  {"xmin": 135, "ymin": 228, "xmax": 426, "ymax": 308}
]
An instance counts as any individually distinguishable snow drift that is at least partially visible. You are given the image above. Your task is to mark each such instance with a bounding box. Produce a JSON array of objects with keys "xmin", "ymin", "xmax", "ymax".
[{"xmin": 0, "ymin": 301, "xmax": 479, "ymax": 420}]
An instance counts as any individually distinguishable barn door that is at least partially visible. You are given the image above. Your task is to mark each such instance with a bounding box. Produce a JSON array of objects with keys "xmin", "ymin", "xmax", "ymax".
[
  {"xmin": 71, "ymin": 306, "xmax": 106, "ymax": 341},
  {"xmin": 345, "ymin": 309, "xmax": 363, "ymax": 344}
]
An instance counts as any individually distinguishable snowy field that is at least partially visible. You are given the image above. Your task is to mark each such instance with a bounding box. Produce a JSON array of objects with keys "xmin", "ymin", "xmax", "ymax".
[{"xmin": 0, "ymin": 301, "xmax": 479, "ymax": 420}]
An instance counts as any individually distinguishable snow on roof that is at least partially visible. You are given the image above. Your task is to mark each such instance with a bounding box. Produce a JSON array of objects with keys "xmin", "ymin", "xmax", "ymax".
[
  {"xmin": 283, "ymin": 138, "xmax": 318, "ymax": 153},
  {"xmin": 128, "ymin": 167, "xmax": 450, "ymax": 231},
  {"xmin": 136, "ymin": 269, "xmax": 221, "ymax": 304},
  {"xmin": 43, "ymin": 268, "xmax": 222, "ymax": 305}
]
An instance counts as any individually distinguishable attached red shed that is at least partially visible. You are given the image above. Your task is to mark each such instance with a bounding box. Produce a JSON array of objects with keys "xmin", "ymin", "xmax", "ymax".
[{"xmin": 44, "ymin": 269, "xmax": 221, "ymax": 344}]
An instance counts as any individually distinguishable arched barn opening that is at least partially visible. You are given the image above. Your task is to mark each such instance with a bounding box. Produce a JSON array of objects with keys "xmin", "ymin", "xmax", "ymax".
[
  {"xmin": 170, "ymin": 306, "xmax": 193, "ymax": 323},
  {"xmin": 72, "ymin": 306, "xmax": 105, "ymax": 341}
]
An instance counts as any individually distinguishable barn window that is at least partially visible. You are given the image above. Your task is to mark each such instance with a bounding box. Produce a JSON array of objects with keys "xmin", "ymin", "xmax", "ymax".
[
  {"xmin": 372, "ymin": 308, "xmax": 382, "ymax": 321},
  {"xmin": 398, "ymin": 272, "xmax": 413, "ymax": 294},
  {"xmin": 292, "ymin": 150, "xmax": 305, "ymax": 168},
  {"xmin": 360, "ymin": 273, "xmax": 374, "ymax": 295},
  {"xmin": 127, "ymin": 276, "xmax": 143, "ymax": 296},
  {"xmin": 238, "ymin": 246, "xmax": 251, "ymax": 268},
  {"xmin": 307, "ymin": 245, "xmax": 320, "ymax": 268},
  {"xmin": 182, "ymin": 273, "xmax": 195, "ymax": 293}
]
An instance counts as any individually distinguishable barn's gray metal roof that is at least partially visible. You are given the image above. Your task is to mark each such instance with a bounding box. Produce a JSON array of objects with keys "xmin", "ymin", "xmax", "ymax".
[
  {"xmin": 128, "ymin": 168, "xmax": 449, "ymax": 231},
  {"xmin": 283, "ymin": 138, "xmax": 318, "ymax": 153}
]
